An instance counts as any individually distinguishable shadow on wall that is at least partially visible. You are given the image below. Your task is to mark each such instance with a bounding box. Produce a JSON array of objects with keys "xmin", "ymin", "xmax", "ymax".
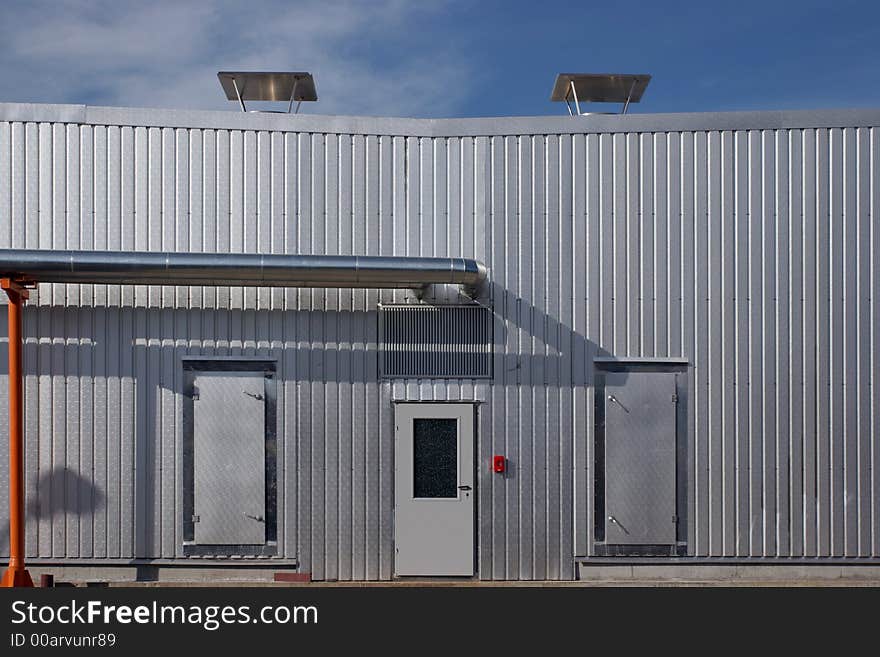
[
  {"xmin": 487, "ymin": 281, "xmax": 617, "ymax": 386},
  {"xmin": 0, "ymin": 290, "xmax": 617, "ymax": 565},
  {"xmin": 25, "ymin": 466, "xmax": 106, "ymax": 518},
  {"xmin": 6, "ymin": 291, "xmax": 622, "ymax": 386},
  {"xmin": 0, "ymin": 467, "xmax": 105, "ymax": 556}
]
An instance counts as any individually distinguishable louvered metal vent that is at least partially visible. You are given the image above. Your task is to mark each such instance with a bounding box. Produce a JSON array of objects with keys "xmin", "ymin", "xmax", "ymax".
[{"xmin": 380, "ymin": 305, "xmax": 493, "ymax": 378}]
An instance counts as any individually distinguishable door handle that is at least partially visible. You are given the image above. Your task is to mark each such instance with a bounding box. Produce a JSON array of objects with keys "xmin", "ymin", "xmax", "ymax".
[
  {"xmin": 458, "ymin": 485, "xmax": 472, "ymax": 491},
  {"xmin": 243, "ymin": 391, "xmax": 264, "ymax": 401},
  {"xmin": 607, "ymin": 395, "xmax": 630, "ymax": 413},
  {"xmin": 608, "ymin": 514, "xmax": 630, "ymax": 535},
  {"xmin": 243, "ymin": 513, "xmax": 265, "ymax": 523}
]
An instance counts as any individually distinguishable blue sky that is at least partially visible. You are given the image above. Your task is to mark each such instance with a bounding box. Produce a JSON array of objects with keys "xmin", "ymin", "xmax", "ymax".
[{"xmin": 1, "ymin": 0, "xmax": 878, "ymax": 118}]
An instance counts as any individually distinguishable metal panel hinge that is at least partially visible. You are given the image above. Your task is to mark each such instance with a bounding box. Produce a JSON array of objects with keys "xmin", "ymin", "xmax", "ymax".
[
  {"xmin": 191, "ymin": 515, "xmax": 200, "ymax": 523},
  {"xmin": 671, "ymin": 393, "xmax": 678, "ymax": 404}
]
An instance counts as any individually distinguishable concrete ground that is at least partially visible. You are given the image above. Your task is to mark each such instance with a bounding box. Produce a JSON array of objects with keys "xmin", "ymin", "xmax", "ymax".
[{"xmin": 20, "ymin": 563, "xmax": 880, "ymax": 587}]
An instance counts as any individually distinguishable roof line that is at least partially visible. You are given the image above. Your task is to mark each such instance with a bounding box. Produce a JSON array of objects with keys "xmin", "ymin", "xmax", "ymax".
[{"xmin": 1, "ymin": 102, "xmax": 879, "ymax": 137}]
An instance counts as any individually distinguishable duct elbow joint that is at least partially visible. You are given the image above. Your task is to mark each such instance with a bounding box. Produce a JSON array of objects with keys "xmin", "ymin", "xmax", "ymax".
[{"xmin": 462, "ymin": 261, "xmax": 489, "ymax": 299}]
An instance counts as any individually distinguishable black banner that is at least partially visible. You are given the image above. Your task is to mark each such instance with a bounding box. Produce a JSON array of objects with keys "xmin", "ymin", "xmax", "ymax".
[{"xmin": 0, "ymin": 586, "xmax": 875, "ymax": 651}]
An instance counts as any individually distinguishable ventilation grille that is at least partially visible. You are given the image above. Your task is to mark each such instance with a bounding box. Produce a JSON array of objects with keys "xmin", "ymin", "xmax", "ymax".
[{"xmin": 380, "ymin": 305, "xmax": 493, "ymax": 379}]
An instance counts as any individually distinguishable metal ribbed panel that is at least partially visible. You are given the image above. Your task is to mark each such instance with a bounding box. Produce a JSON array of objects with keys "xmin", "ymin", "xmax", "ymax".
[
  {"xmin": 0, "ymin": 106, "xmax": 878, "ymax": 581},
  {"xmin": 380, "ymin": 305, "xmax": 492, "ymax": 378}
]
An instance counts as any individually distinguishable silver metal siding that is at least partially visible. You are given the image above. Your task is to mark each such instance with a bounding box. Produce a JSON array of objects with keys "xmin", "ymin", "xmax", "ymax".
[{"xmin": 0, "ymin": 108, "xmax": 879, "ymax": 580}]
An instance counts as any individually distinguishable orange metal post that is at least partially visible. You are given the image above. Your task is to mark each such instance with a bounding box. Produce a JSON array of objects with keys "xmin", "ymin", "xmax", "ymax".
[{"xmin": 1, "ymin": 278, "xmax": 33, "ymax": 587}]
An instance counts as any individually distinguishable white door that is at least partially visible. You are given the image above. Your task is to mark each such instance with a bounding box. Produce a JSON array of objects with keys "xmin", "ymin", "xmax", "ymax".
[{"xmin": 394, "ymin": 403, "xmax": 475, "ymax": 576}]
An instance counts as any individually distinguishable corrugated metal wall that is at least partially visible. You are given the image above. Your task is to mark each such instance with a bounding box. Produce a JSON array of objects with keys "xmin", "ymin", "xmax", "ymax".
[{"xmin": 0, "ymin": 109, "xmax": 878, "ymax": 580}]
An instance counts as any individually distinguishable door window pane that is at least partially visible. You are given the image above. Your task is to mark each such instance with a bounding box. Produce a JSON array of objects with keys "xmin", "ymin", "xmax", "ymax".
[{"xmin": 413, "ymin": 418, "xmax": 458, "ymax": 498}]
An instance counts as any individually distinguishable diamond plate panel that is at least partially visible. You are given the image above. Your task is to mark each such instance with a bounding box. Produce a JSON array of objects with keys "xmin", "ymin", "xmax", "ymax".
[
  {"xmin": 193, "ymin": 371, "xmax": 266, "ymax": 544},
  {"xmin": 604, "ymin": 371, "xmax": 677, "ymax": 544}
]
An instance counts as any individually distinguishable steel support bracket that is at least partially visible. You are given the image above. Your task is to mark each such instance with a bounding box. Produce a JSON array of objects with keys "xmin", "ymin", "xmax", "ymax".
[{"xmin": 0, "ymin": 277, "xmax": 34, "ymax": 301}]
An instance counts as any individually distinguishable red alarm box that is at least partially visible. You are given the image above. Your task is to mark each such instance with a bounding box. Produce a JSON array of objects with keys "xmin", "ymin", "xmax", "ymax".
[{"xmin": 493, "ymin": 455, "xmax": 505, "ymax": 473}]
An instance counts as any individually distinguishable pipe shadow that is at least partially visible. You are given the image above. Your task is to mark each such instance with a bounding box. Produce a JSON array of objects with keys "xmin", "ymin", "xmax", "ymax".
[{"xmin": 5, "ymin": 304, "xmax": 596, "ymax": 383}]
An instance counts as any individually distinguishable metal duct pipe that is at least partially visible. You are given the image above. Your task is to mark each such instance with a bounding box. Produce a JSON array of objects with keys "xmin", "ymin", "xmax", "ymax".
[{"xmin": 0, "ymin": 249, "xmax": 488, "ymax": 296}]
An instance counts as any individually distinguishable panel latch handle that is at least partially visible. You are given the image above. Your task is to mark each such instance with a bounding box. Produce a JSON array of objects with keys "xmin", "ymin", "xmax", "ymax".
[
  {"xmin": 608, "ymin": 515, "xmax": 630, "ymax": 535},
  {"xmin": 607, "ymin": 395, "xmax": 630, "ymax": 413}
]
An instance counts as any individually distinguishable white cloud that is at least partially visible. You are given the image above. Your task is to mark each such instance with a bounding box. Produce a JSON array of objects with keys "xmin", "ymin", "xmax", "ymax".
[{"xmin": 0, "ymin": 0, "xmax": 471, "ymax": 117}]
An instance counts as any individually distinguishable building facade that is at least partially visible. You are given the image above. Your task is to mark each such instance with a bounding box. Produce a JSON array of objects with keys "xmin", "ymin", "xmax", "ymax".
[{"xmin": 1, "ymin": 102, "xmax": 879, "ymax": 580}]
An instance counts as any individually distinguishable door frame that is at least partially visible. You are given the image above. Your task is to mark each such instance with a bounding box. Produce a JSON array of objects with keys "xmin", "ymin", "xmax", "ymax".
[
  {"xmin": 181, "ymin": 358, "xmax": 278, "ymax": 556},
  {"xmin": 593, "ymin": 359, "xmax": 689, "ymax": 556},
  {"xmin": 393, "ymin": 401, "xmax": 478, "ymax": 577}
]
